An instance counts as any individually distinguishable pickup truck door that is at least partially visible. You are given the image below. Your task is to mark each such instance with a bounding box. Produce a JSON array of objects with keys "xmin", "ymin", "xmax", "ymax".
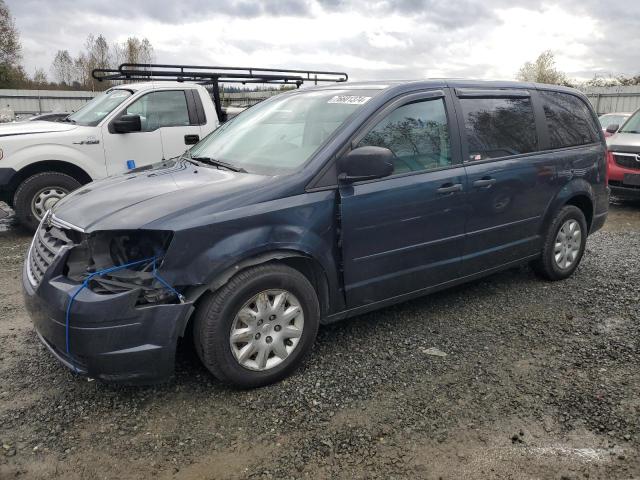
[
  {"xmin": 102, "ymin": 91, "xmax": 164, "ymax": 176},
  {"xmin": 101, "ymin": 90, "xmax": 203, "ymax": 176},
  {"xmin": 338, "ymin": 90, "xmax": 467, "ymax": 308},
  {"xmin": 157, "ymin": 89, "xmax": 206, "ymax": 158}
]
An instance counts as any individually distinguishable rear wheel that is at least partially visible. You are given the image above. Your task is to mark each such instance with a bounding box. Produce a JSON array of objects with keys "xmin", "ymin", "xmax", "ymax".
[
  {"xmin": 531, "ymin": 205, "xmax": 587, "ymax": 281},
  {"xmin": 13, "ymin": 172, "xmax": 81, "ymax": 231},
  {"xmin": 193, "ymin": 264, "xmax": 320, "ymax": 388}
]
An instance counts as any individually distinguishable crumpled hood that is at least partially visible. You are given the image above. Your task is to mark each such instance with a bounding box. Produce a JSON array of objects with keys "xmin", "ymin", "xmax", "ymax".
[
  {"xmin": 0, "ymin": 120, "xmax": 77, "ymax": 136},
  {"xmin": 52, "ymin": 160, "xmax": 279, "ymax": 232}
]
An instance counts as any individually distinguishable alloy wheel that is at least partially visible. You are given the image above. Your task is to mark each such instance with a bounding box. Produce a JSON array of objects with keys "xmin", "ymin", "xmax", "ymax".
[
  {"xmin": 229, "ymin": 289, "xmax": 305, "ymax": 371},
  {"xmin": 554, "ymin": 219, "xmax": 582, "ymax": 269}
]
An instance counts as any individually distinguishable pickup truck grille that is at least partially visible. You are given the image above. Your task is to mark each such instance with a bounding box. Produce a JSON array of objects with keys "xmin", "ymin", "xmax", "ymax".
[
  {"xmin": 613, "ymin": 153, "xmax": 640, "ymax": 170},
  {"xmin": 27, "ymin": 216, "xmax": 75, "ymax": 288}
]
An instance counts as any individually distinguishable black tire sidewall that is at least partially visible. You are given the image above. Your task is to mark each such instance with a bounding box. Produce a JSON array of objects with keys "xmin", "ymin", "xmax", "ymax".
[
  {"xmin": 14, "ymin": 172, "xmax": 81, "ymax": 231},
  {"xmin": 544, "ymin": 206, "xmax": 588, "ymax": 280},
  {"xmin": 197, "ymin": 266, "xmax": 320, "ymax": 388}
]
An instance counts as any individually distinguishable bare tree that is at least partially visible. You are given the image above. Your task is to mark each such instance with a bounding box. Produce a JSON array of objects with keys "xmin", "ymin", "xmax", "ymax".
[
  {"xmin": 51, "ymin": 50, "xmax": 74, "ymax": 85},
  {"xmin": 516, "ymin": 51, "xmax": 571, "ymax": 86},
  {"xmin": 83, "ymin": 34, "xmax": 111, "ymax": 89},
  {"xmin": 31, "ymin": 68, "xmax": 47, "ymax": 86},
  {"xmin": 113, "ymin": 36, "xmax": 155, "ymax": 65},
  {"xmin": 47, "ymin": 35, "xmax": 156, "ymax": 89},
  {"xmin": 73, "ymin": 53, "xmax": 91, "ymax": 88}
]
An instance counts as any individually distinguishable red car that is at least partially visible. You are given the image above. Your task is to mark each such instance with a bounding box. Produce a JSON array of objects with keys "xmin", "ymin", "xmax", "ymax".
[{"xmin": 606, "ymin": 108, "xmax": 640, "ymax": 199}]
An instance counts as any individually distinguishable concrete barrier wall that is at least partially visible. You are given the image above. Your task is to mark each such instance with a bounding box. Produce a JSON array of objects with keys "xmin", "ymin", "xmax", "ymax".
[
  {"xmin": 0, "ymin": 89, "xmax": 99, "ymax": 116},
  {"xmin": 0, "ymin": 88, "xmax": 284, "ymax": 117}
]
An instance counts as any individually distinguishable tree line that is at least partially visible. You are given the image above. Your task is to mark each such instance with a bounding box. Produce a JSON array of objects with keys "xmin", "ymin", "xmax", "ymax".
[
  {"xmin": 0, "ymin": 0, "xmax": 153, "ymax": 91},
  {"xmin": 515, "ymin": 50, "xmax": 640, "ymax": 88},
  {"xmin": 2, "ymin": 0, "xmax": 639, "ymax": 91}
]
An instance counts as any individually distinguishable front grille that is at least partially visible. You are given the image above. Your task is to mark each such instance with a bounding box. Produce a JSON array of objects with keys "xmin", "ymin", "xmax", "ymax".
[
  {"xmin": 27, "ymin": 216, "xmax": 75, "ymax": 287},
  {"xmin": 613, "ymin": 153, "xmax": 640, "ymax": 170}
]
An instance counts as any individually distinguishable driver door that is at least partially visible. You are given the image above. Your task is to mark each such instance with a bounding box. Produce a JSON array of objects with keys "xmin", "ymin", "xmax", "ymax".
[
  {"xmin": 339, "ymin": 91, "xmax": 467, "ymax": 308},
  {"xmin": 102, "ymin": 91, "xmax": 164, "ymax": 176}
]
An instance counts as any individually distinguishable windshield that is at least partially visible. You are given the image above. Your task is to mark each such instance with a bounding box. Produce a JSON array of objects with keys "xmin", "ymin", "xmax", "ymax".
[
  {"xmin": 619, "ymin": 110, "xmax": 640, "ymax": 134},
  {"xmin": 189, "ymin": 89, "xmax": 380, "ymax": 175},
  {"xmin": 599, "ymin": 114, "xmax": 629, "ymax": 129},
  {"xmin": 68, "ymin": 89, "xmax": 133, "ymax": 126}
]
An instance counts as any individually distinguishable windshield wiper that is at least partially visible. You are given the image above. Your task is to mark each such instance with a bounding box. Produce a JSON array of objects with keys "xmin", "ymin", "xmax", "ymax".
[
  {"xmin": 191, "ymin": 156, "xmax": 247, "ymax": 173},
  {"xmin": 62, "ymin": 117, "xmax": 76, "ymax": 124},
  {"xmin": 621, "ymin": 130, "xmax": 640, "ymax": 134}
]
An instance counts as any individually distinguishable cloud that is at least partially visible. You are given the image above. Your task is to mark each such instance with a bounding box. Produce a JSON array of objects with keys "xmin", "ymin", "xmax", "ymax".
[
  {"xmin": 6, "ymin": 0, "xmax": 640, "ymax": 83},
  {"xmin": 9, "ymin": 0, "xmax": 315, "ymax": 22}
]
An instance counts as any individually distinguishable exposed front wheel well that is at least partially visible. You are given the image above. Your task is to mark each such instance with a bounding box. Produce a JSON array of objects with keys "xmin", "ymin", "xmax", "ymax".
[
  {"xmin": 184, "ymin": 253, "xmax": 332, "ymax": 338},
  {"xmin": 7, "ymin": 161, "xmax": 93, "ymax": 207}
]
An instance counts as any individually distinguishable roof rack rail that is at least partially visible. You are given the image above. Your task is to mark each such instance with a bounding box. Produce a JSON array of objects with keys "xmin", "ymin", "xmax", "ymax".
[{"xmin": 92, "ymin": 63, "xmax": 349, "ymax": 121}]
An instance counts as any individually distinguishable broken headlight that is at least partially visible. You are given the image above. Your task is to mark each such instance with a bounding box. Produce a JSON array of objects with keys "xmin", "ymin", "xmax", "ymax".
[{"xmin": 65, "ymin": 230, "xmax": 179, "ymax": 304}]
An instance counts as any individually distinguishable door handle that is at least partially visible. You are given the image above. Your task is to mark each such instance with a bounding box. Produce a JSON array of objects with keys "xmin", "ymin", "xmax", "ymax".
[
  {"xmin": 184, "ymin": 134, "xmax": 200, "ymax": 145},
  {"xmin": 437, "ymin": 183, "xmax": 463, "ymax": 194},
  {"xmin": 472, "ymin": 178, "xmax": 496, "ymax": 188}
]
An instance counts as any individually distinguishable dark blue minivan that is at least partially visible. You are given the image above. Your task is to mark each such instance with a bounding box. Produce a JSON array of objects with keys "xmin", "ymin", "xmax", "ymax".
[{"xmin": 23, "ymin": 80, "xmax": 608, "ymax": 387}]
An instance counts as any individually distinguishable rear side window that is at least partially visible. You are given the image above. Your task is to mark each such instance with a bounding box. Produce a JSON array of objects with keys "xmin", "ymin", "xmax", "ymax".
[
  {"xmin": 539, "ymin": 91, "xmax": 599, "ymax": 148},
  {"xmin": 459, "ymin": 97, "xmax": 537, "ymax": 161}
]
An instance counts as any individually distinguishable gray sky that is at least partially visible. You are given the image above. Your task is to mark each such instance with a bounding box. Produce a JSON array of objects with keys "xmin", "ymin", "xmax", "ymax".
[{"xmin": 7, "ymin": 0, "xmax": 639, "ymax": 83}]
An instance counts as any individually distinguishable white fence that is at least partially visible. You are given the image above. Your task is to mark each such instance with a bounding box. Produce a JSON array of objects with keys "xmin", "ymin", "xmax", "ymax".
[
  {"xmin": 7, "ymin": 85, "xmax": 635, "ymax": 118},
  {"xmin": 580, "ymin": 86, "xmax": 640, "ymax": 115}
]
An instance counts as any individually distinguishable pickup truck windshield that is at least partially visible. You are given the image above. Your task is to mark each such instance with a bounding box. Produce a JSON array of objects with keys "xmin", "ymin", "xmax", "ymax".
[
  {"xmin": 67, "ymin": 89, "xmax": 133, "ymax": 126},
  {"xmin": 619, "ymin": 110, "xmax": 640, "ymax": 134},
  {"xmin": 189, "ymin": 89, "xmax": 380, "ymax": 175}
]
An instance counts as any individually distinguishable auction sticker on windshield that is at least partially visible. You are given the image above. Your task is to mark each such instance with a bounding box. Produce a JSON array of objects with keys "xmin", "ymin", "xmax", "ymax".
[{"xmin": 328, "ymin": 95, "xmax": 371, "ymax": 105}]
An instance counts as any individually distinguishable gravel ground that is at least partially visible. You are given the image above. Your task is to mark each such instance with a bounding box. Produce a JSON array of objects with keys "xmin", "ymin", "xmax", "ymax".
[{"xmin": 0, "ymin": 201, "xmax": 639, "ymax": 479}]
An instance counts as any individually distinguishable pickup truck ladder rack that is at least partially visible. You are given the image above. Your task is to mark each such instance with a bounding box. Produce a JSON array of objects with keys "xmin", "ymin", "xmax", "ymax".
[{"xmin": 92, "ymin": 63, "xmax": 349, "ymax": 121}]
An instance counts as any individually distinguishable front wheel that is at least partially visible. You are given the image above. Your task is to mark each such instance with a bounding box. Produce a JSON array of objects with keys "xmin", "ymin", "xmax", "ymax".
[
  {"xmin": 13, "ymin": 172, "xmax": 81, "ymax": 231},
  {"xmin": 193, "ymin": 264, "xmax": 320, "ymax": 388},
  {"xmin": 531, "ymin": 205, "xmax": 588, "ymax": 281}
]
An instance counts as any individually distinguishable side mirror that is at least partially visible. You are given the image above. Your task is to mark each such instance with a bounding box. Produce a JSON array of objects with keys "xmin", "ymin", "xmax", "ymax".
[
  {"xmin": 338, "ymin": 146, "xmax": 394, "ymax": 183},
  {"xmin": 113, "ymin": 114, "xmax": 142, "ymax": 133},
  {"xmin": 606, "ymin": 123, "xmax": 619, "ymax": 134}
]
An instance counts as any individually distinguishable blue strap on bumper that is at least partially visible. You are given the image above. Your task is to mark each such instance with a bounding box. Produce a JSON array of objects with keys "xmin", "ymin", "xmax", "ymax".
[{"xmin": 64, "ymin": 256, "xmax": 184, "ymax": 373}]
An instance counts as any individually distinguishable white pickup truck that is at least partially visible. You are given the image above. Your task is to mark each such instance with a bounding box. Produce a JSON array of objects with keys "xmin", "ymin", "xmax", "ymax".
[
  {"xmin": 0, "ymin": 63, "xmax": 348, "ymax": 230},
  {"xmin": 0, "ymin": 82, "xmax": 219, "ymax": 229}
]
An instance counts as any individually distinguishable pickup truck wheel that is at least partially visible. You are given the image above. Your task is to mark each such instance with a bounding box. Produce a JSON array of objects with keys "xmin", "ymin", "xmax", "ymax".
[
  {"xmin": 13, "ymin": 172, "xmax": 81, "ymax": 231},
  {"xmin": 193, "ymin": 264, "xmax": 320, "ymax": 388},
  {"xmin": 531, "ymin": 205, "xmax": 587, "ymax": 281}
]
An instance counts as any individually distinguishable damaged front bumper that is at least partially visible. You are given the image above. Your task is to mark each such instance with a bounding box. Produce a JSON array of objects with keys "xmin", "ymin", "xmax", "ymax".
[{"xmin": 22, "ymin": 248, "xmax": 194, "ymax": 385}]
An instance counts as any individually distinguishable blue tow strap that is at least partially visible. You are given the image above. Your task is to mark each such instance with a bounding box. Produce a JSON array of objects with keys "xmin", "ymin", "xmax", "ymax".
[{"xmin": 64, "ymin": 255, "xmax": 184, "ymax": 373}]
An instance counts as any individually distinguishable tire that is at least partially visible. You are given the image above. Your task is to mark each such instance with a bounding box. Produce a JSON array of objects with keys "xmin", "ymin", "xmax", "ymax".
[
  {"xmin": 193, "ymin": 264, "xmax": 320, "ymax": 388},
  {"xmin": 13, "ymin": 172, "xmax": 81, "ymax": 231},
  {"xmin": 531, "ymin": 205, "xmax": 588, "ymax": 281}
]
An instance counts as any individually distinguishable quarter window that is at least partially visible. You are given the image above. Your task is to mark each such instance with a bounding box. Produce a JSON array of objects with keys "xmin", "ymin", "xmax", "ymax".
[
  {"xmin": 123, "ymin": 90, "xmax": 191, "ymax": 132},
  {"xmin": 357, "ymin": 98, "xmax": 451, "ymax": 174},
  {"xmin": 460, "ymin": 97, "xmax": 538, "ymax": 161},
  {"xmin": 540, "ymin": 91, "xmax": 599, "ymax": 148}
]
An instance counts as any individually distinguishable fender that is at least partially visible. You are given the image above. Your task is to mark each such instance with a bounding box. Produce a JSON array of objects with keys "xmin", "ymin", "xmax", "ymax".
[
  {"xmin": 539, "ymin": 178, "xmax": 594, "ymax": 235},
  {"xmin": 183, "ymin": 249, "xmax": 337, "ymax": 317},
  {"xmin": 161, "ymin": 191, "xmax": 345, "ymax": 316},
  {"xmin": 176, "ymin": 235, "xmax": 343, "ymax": 317},
  {"xmin": 8, "ymin": 143, "xmax": 105, "ymax": 181}
]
